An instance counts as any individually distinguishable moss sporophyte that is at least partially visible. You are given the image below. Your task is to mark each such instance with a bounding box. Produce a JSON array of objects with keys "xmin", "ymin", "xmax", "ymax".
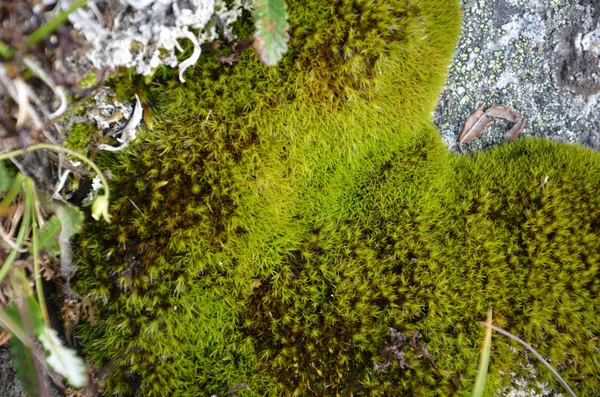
[{"xmin": 72, "ymin": 0, "xmax": 600, "ymax": 396}]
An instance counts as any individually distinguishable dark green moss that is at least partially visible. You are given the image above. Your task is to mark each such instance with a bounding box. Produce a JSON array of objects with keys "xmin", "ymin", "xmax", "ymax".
[{"xmin": 72, "ymin": 0, "xmax": 599, "ymax": 396}]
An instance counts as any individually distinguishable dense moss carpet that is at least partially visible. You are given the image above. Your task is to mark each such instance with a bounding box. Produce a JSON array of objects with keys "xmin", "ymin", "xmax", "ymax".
[{"xmin": 74, "ymin": 0, "xmax": 600, "ymax": 395}]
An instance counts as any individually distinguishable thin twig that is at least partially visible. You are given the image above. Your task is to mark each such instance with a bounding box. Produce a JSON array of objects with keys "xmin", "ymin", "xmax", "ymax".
[
  {"xmin": 23, "ymin": 57, "xmax": 68, "ymax": 120},
  {"xmin": 0, "ymin": 222, "xmax": 27, "ymax": 253},
  {"xmin": 0, "ymin": 143, "xmax": 110, "ymax": 203},
  {"xmin": 26, "ymin": 179, "xmax": 50, "ymax": 327},
  {"xmin": 479, "ymin": 322, "xmax": 578, "ymax": 397},
  {"xmin": 8, "ymin": 202, "xmax": 24, "ymax": 236}
]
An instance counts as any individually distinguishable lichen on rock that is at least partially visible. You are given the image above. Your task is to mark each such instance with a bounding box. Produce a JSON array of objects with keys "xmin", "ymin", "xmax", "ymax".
[{"xmin": 65, "ymin": 0, "xmax": 252, "ymax": 79}]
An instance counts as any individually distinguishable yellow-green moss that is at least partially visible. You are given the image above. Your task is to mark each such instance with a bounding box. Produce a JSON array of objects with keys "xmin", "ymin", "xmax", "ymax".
[
  {"xmin": 73, "ymin": 0, "xmax": 599, "ymax": 396},
  {"xmin": 65, "ymin": 123, "xmax": 97, "ymax": 154}
]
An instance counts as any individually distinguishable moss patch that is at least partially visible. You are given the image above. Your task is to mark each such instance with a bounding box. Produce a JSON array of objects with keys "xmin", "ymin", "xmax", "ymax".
[{"xmin": 73, "ymin": 0, "xmax": 599, "ymax": 396}]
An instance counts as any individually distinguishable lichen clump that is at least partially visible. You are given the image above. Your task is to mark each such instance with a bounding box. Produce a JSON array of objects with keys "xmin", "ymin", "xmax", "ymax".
[{"xmin": 74, "ymin": 0, "xmax": 600, "ymax": 396}]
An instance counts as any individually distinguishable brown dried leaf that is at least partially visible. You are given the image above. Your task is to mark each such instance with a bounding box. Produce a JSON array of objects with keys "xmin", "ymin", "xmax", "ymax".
[
  {"xmin": 504, "ymin": 117, "xmax": 526, "ymax": 141},
  {"xmin": 459, "ymin": 105, "xmax": 526, "ymax": 144},
  {"xmin": 142, "ymin": 104, "xmax": 153, "ymax": 130},
  {"xmin": 458, "ymin": 104, "xmax": 495, "ymax": 144},
  {"xmin": 216, "ymin": 53, "xmax": 239, "ymax": 65},
  {"xmin": 484, "ymin": 106, "xmax": 520, "ymax": 123},
  {"xmin": 216, "ymin": 39, "xmax": 255, "ymax": 65},
  {"xmin": 460, "ymin": 104, "xmax": 485, "ymax": 137},
  {"xmin": 459, "ymin": 112, "xmax": 493, "ymax": 144}
]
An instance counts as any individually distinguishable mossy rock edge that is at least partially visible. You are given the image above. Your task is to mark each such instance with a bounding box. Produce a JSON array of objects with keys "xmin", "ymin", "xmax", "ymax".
[{"xmin": 73, "ymin": 0, "xmax": 599, "ymax": 395}]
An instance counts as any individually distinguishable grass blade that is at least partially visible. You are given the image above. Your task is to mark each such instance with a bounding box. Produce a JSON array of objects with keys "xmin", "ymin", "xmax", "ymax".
[
  {"xmin": 26, "ymin": 0, "xmax": 88, "ymax": 50},
  {"xmin": 479, "ymin": 322, "xmax": 578, "ymax": 397},
  {"xmin": 472, "ymin": 308, "xmax": 493, "ymax": 397}
]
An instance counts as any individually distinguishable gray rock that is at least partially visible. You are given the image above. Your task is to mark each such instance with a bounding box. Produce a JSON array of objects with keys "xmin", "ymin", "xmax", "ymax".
[
  {"xmin": 434, "ymin": 0, "xmax": 600, "ymax": 153},
  {"xmin": 0, "ymin": 347, "xmax": 28, "ymax": 397}
]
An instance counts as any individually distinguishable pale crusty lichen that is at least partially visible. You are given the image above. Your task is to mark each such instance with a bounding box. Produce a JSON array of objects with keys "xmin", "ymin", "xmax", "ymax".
[{"xmin": 63, "ymin": 0, "xmax": 252, "ymax": 81}]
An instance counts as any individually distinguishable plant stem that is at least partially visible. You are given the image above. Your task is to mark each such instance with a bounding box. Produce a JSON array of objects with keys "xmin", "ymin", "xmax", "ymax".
[
  {"xmin": 0, "ymin": 143, "xmax": 110, "ymax": 201},
  {"xmin": 0, "ymin": 191, "xmax": 31, "ymax": 285},
  {"xmin": 26, "ymin": 0, "xmax": 88, "ymax": 50},
  {"xmin": 472, "ymin": 308, "xmax": 493, "ymax": 397},
  {"xmin": 26, "ymin": 179, "xmax": 50, "ymax": 327}
]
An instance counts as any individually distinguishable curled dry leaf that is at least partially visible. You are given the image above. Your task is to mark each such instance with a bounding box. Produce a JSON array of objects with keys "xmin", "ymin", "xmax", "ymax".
[
  {"xmin": 505, "ymin": 116, "xmax": 526, "ymax": 141},
  {"xmin": 484, "ymin": 106, "xmax": 519, "ymax": 123},
  {"xmin": 458, "ymin": 104, "xmax": 492, "ymax": 144},
  {"xmin": 216, "ymin": 39, "xmax": 255, "ymax": 66},
  {"xmin": 458, "ymin": 105, "xmax": 526, "ymax": 145}
]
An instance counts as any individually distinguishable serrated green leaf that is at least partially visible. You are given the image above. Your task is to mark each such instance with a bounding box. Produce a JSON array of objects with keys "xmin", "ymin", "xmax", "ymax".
[
  {"xmin": 0, "ymin": 161, "xmax": 13, "ymax": 193},
  {"xmin": 252, "ymin": 0, "xmax": 289, "ymax": 66},
  {"xmin": 55, "ymin": 202, "xmax": 84, "ymax": 237},
  {"xmin": 38, "ymin": 327, "xmax": 87, "ymax": 388}
]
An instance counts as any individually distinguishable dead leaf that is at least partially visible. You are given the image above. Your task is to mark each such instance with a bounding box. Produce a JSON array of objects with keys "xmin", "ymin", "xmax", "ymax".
[
  {"xmin": 504, "ymin": 116, "xmax": 526, "ymax": 141},
  {"xmin": 142, "ymin": 104, "xmax": 153, "ymax": 130},
  {"xmin": 216, "ymin": 39, "xmax": 255, "ymax": 66},
  {"xmin": 458, "ymin": 105, "xmax": 526, "ymax": 145},
  {"xmin": 458, "ymin": 104, "xmax": 493, "ymax": 144},
  {"xmin": 484, "ymin": 106, "xmax": 519, "ymax": 123},
  {"xmin": 216, "ymin": 53, "xmax": 239, "ymax": 65}
]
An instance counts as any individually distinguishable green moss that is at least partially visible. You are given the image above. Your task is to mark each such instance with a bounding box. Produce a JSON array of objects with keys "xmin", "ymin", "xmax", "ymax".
[
  {"xmin": 72, "ymin": 0, "xmax": 599, "ymax": 396},
  {"xmin": 65, "ymin": 123, "xmax": 97, "ymax": 154}
]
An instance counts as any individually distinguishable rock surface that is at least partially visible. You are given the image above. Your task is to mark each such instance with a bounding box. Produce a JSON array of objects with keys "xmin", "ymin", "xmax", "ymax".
[{"xmin": 434, "ymin": 0, "xmax": 600, "ymax": 153}]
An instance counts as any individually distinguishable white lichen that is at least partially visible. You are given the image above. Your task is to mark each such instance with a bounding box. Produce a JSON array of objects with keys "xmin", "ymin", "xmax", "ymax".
[
  {"xmin": 62, "ymin": 0, "xmax": 252, "ymax": 82},
  {"xmin": 98, "ymin": 94, "xmax": 143, "ymax": 152}
]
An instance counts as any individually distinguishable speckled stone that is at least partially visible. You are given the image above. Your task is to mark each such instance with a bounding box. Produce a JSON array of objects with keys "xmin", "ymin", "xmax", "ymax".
[{"xmin": 434, "ymin": 0, "xmax": 600, "ymax": 154}]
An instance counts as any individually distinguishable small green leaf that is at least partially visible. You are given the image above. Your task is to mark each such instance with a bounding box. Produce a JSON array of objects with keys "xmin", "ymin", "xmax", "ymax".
[
  {"xmin": 0, "ymin": 161, "xmax": 12, "ymax": 193},
  {"xmin": 252, "ymin": 0, "xmax": 290, "ymax": 66},
  {"xmin": 55, "ymin": 202, "xmax": 85, "ymax": 237},
  {"xmin": 37, "ymin": 217, "xmax": 61, "ymax": 255},
  {"xmin": 0, "ymin": 296, "xmax": 46, "ymax": 397},
  {"xmin": 35, "ymin": 203, "xmax": 84, "ymax": 256}
]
